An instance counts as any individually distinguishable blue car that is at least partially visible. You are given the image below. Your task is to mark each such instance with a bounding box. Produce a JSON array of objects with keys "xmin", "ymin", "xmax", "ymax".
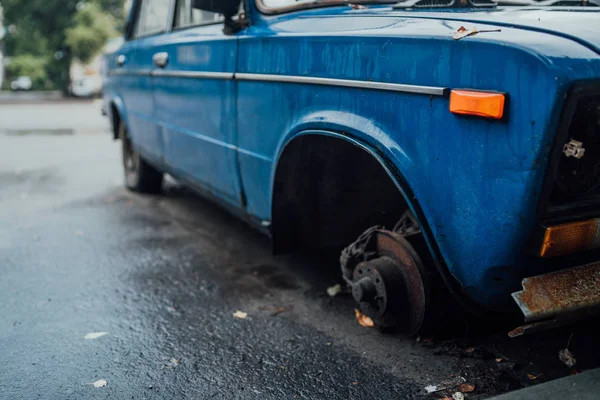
[{"xmin": 104, "ymin": 0, "xmax": 600, "ymax": 335}]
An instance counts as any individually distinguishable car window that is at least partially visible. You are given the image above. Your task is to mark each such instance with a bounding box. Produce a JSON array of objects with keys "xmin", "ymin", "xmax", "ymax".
[
  {"xmin": 174, "ymin": 0, "xmax": 222, "ymax": 28},
  {"xmin": 134, "ymin": 0, "xmax": 172, "ymax": 38}
]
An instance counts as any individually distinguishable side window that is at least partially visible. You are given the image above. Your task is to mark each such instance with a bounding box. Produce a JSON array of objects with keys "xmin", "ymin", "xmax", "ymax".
[
  {"xmin": 174, "ymin": 0, "xmax": 222, "ymax": 29},
  {"xmin": 134, "ymin": 0, "xmax": 172, "ymax": 38}
]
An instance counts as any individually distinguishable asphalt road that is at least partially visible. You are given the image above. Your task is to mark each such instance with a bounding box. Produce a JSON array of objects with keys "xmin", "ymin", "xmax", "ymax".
[{"xmin": 1, "ymin": 101, "xmax": 599, "ymax": 399}]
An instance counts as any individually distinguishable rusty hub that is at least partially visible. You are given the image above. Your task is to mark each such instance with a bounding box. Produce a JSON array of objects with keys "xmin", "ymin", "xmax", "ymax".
[{"xmin": 347, "ymin": 229, "xmax": 428, "ymax": 335}]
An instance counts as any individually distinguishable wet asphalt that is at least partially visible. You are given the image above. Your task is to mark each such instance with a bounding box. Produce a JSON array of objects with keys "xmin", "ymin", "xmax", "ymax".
[{"xmin": 1, "ymin": 101, "xmax": 599, "ymax": 400}]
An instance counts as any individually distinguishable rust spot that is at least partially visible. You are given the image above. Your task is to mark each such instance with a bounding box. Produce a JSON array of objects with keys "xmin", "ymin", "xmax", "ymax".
[{"xmin": 513, "ymin": 262, "xmax": 600, "ymax": 321}]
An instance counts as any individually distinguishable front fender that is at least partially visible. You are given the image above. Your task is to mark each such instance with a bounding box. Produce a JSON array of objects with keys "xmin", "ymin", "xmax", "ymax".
[{"xmin": 273, "ymin": 123, "xmax": 478, "ymax": 309}]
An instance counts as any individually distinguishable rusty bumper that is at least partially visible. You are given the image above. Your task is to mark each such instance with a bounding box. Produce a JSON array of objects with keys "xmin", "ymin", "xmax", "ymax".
[{"xmin": 509, "ymin": 261, "xmax": 600, "ymax": 337}]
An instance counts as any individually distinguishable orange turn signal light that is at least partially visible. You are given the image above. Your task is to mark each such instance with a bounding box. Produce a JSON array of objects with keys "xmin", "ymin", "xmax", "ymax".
[
  {"xmin": 449, "ymin": 90, "xmax": 505, "ymax": 120},
  {"xmin": 539, "ymin": 219, "xmax": 600, "ymax": 258}
]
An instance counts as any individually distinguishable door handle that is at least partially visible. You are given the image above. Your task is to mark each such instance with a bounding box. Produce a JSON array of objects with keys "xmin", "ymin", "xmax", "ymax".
[
  {"xmin": 153, "ymin": 52, "xmax": 169, "ymax": 69},
  {"xmin": 116, "ymin": 54, "xmax": 127, "ymax": 67}
]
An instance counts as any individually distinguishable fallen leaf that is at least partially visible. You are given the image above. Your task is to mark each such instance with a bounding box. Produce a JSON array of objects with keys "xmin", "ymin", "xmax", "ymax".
[
  {"xmin": 425, "ymin": 377, "xmax": 466, "ymax": 394},
  {"xmin": 453, "ymin": 26, "xmax": 477, "ymax": 40},
  {"xmin": 453, "ymin": 25, "xmax": 501, "ymax": 40},
  {"xmin": 527, "ymin": 373, "xmax": 539, "ymax": 380},
  {"xmin": 495, "ymin": 358, "xmax": 504, "ymax": 363},
  {"xmin": 352, "ymin": 381, "xmax": 359, "ymax": 385},
  {"xmin": 459, "ymin": 383, "xmax": 475, "ymax": 393},
  {"xmin": 559, "ymin": 348, "xmax": 577, "ymax": 368},
  {"xmin": 354, "ymin": 308, "xmax": 374, "ymax": 328},
  {"xmin": 93, "ymin": 379, "xmax": 107, "ymax": 388},
  {"xmin": 233, "ymin": 310, "xmax": 247, "ymax": 319},
  {"xmin": 84, "ymin": 332, "xmax": 109, "ymax": 340},
  {"xmin": 327, "ymin": 284, "xmax": 342, "ymax": 297},
  {"xmin": 452, "ymin": 392, "xmax": 465, "ymax": 400},
  {"xmin": 424, "ymin": 385, "xmax": 438, "ymax": 393},
  {"xmin": 465, "ymin": 347, "xmax": 475, "ymax": 353},
  {"xmin": 266, "ymin": 305, "xmax": 293, "ymax": 316},
  {"xmin": 170, "ymin": 358, "xmax": 180, "ymax": 367}
]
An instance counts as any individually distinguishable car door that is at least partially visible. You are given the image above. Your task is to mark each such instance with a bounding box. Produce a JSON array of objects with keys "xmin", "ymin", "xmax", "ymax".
[
  {"xmin": 152, "ymin": 0, "xmax": 242, "ymax": 206},
  {"xmin": 118, "ymin": 0, "xmax": 172, "ymax": 164}
]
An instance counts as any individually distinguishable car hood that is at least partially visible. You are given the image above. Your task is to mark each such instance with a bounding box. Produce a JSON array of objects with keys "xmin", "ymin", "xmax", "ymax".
[{"xmin": 386, "ymin": 8, "xmax": 600, "ymax": 54}]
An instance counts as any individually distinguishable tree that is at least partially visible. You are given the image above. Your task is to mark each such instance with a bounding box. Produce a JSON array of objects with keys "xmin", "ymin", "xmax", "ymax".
[
  {"xmin": 65, "ymin": 3, "xmax": 118, "ymax": 64},
  {"xmin": 94, "ymin": 0, "xmax": 128, "ymax": 29},
  {"xmin": 2, "ymin": 0, "xmax": 125, "ymax": 91},
  {"xmin": 3, "ymin": 0, "xmax": 79, "ymax": 91},
  {"xmin": 5, "ymin": 54, "xmax": 48, "ymax": 89}
]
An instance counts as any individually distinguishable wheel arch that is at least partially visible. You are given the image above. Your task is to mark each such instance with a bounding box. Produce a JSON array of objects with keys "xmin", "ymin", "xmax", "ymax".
[
  {"xmin": 108, "ymin": 96, "xmax": 127, "ymax": 140},
  {"xmin": 271, "ymin": 128, "xmax": 423, "ymax": 251},
  {"xmin": 270, "ymin": 127, "xmax": 478, "ymax": 312}
]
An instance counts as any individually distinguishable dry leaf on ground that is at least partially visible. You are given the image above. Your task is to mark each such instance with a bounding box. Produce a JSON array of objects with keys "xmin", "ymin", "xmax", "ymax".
[
  {"xmin": 527, "ymin": 373, "xmax": 540, "ymax": 380},
  {"xmin": 424, "ymin": 377, "xmax": 466, "ymax": 394},
  {"xmin": 559, "ymin": 348, "xmax": 577, "ymax": 368},
  {"xmin": 464, "ymin": 347, "xmax": 475, "ymax": 353},
  {"xmin": 495, "ymin": 357, "xmax": 504, "ymax": 363},
  {"xmin": 424, "ymin": 385, "xmax": 438, "ymax": 393},
  {"xmin": 93, "ymin": 379, "xmax": 107, "ymax": 388},
  {"xmin": 452, "ymin": 392, "xmax": 465, "ymax": 400},
  {"xmin": 459, "ymin": 383, "xmax": 475, "ymax": 393},
  {"xmin": 327, "ymin": 284, "xmax": 342, "ymax": 297},
  {"xmin": 354, "ymin": 308, "xmax": 374, "ymax": 328},
  {"xmin": 84, "ymin": 332, "xmax": 108, "ymax": 340},
  {"xmin": 258, "ymin": 305, "xmax": 294, "ymax": 316},
  {"xmin": 233, "ymin": 310, "xmax": 247, "ymax": 319}
]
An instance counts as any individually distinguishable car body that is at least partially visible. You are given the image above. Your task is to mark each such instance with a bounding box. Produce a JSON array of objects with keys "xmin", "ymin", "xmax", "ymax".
[
  {"xmin": 103, "ymin": 0, "xmax": 600, "ymax": 333},
  {"xmin": 10, "ymin": 76, "xmax": 32, "ymax": 91}
]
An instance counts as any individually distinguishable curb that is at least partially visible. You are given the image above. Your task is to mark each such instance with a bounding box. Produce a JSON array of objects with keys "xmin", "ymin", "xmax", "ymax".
[{"xmin": 490, "ymin": 368, "xmax": 600, "ymax": 400}]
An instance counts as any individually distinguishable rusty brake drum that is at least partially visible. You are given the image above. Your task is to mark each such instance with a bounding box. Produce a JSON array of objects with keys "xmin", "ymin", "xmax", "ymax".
[{"xmin": 342, "ymin": 228, "xmax": 429, "ymax": 335}]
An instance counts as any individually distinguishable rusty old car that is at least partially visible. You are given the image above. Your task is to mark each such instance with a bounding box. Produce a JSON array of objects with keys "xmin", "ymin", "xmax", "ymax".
[{"xmin": 103, "ymin": 0, "xmax": 600, "ymax": 335}]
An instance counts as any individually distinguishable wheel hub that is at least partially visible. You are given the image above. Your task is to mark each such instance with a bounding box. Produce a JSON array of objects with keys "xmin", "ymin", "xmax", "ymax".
[{"xmin": 348, "ymin": 230, "xmax": 428, "ymax": 335}]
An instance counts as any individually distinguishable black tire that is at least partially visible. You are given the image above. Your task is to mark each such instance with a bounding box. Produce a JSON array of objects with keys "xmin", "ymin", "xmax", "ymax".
[{"xmin": 119, "ymin": 122, "xmax": 163, "ymax": 194}]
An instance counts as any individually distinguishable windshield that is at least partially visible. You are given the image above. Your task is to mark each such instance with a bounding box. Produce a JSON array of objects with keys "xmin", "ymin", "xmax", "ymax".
[
  {"xmin": 259, "ymin": 0, "xmax": 396, "ymax": 13},
  {"xmin": 259, "ymin": 0, "xmax": 598, "ymax": 13}
]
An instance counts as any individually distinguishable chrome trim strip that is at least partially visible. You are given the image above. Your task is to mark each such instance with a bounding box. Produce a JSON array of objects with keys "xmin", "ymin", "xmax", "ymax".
[
  {"xmin": 235, "ymin": 73, "xmax": 447, "ymax": 96},
  {"xmin": 109, "ymin": 69, "xmax": 446, "ymax": 96},
  {"xmin": 151, "ymin": 70, "xmax": 234, "ymax": 80},
  {"xmin": 108, "ymin": 69, "xmax": 151, "ymax": 77}
]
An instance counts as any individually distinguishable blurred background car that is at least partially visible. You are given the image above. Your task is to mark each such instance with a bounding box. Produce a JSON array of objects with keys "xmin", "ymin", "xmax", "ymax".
[
  {"xmin": 10, "ymin": 76, "xmax": 32, "ymax": 91},
  {"xmin": 70, "ymin": 76, "xmax": 101, "ymax": 97}
]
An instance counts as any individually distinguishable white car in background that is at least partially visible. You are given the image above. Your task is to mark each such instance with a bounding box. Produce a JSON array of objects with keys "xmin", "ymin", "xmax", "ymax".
[
  {"xmin": 71, "ymin": 77, "xmax": 100, "ymax": 98},
  {"xmin": 10, "ymin": 76, "xmax": 32, "ymax": 91}
]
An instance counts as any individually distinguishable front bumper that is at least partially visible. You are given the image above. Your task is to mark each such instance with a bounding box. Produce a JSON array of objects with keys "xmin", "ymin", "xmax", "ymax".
[{"xmin": 509, "ymin": 261, "xmax": 600, "ymax": 337}]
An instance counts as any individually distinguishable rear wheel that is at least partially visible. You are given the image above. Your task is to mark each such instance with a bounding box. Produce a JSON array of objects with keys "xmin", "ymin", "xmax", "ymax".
[{"xmin": 119, "ymin": 122, "xmax": 163, "ymax": 194}]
